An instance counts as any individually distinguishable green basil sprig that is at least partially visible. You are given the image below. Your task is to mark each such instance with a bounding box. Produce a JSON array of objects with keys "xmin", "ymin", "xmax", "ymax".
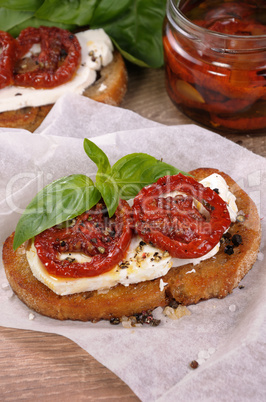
[
  {"xmin": 13, "ymin": 139, "xmax": 188, "ymax": 250},
  {"xmin": 83, "ymin": 138, "xmax": 120, "ymax": 218},
  {"xmin": 83, "ymin": 138, "xmax": 189, "ymax": 217},
  {"xmin": 2, "ymin": 0, "xmax": 166, "ymax": 68},
  {"xmin": 13, "ymin": 174, "xmax": 101, "ymax": 250}
]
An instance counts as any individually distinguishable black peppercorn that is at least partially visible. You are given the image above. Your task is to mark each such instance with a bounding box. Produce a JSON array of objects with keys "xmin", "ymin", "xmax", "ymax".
[
  {"xmin": 224, "ymin": 245, "xmax": 234, "ymax": 255},
  {"xmin": 232, "ymin": 234, "xmax": 242, "ymax": 246},
  {"xmin": 110, "ymin": 317, "xmax": 120, "ymax": 325}
]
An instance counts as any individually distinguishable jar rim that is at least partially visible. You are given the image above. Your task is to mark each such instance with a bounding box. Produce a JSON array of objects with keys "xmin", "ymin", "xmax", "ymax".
[{"xmin": 168, "ymin": 0, "xmax": 266, "ymax": 41}]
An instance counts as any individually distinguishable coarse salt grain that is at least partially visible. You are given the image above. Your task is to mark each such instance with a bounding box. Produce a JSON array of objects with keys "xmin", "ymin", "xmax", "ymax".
[
  {"xmin": 121, "ymin": 320, "xmax": 132, "ymax": 329},
  {"xmin": 163, "ymin": 305, "xmax": 191, "ymax": 320},
  {"xmin": 229, "ymin": 304, "xmax": 236, "ymax": 312},
  {"xmin": 121, "ymin": 316, "xmax": 133, "ymax": 328},
  {"xmin": 1, "ymin": 282, "xmax": 10, "ymax": 290},
  {"xmin": 28, "ymin": 313, "xmax": 35, "ymax": 320}
]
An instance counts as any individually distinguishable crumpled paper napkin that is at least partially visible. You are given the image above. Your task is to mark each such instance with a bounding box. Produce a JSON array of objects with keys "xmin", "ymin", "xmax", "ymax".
[{"xmin": 0, "ymin": 94, "xmax": 265, "ymax": 401}]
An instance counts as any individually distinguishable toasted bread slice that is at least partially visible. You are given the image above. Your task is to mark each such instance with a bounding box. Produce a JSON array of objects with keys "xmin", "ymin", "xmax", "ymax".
[
  {"xmin": 0, "ymin": 50, "xmax": 127, "ymax": 132},
  {"xmin": 2, "ymin": 169, "xmax": 261, "ymax": 322}
]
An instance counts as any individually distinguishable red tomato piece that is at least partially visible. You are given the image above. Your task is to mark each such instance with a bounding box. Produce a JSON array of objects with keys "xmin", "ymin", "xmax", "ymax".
[
  {"xmin": 14, "ymin": 26, "xmax": 81, "ymax": 89},
  {"xmin": 133, "ymin": 174, "xmax": 231, "ymax": 259},
  {"xmin": 34, "ymin": 200, "xmax": 133, "ymax": 278},
  {"xmin": 0, "ymin": 31, "xmax": 16, "ymax": 89}
]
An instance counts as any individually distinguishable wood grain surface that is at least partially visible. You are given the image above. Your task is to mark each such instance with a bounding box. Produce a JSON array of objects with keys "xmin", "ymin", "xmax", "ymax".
[{"xmin": 0, "ymin": 63, "xmax": 265, "ymax": 402}]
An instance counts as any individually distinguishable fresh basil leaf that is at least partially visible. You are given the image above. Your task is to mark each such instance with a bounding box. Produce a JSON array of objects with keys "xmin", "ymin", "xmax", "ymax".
[
  {"xmin": 89, "ymin": 0, "xmax": 131, "ymax": 26},
  {"xmin": 111, "ymin": 153, "xmax": 159, "ymax": 192},
  {"xmin": 0, "ymin": 0, "xmax": 43, "ymax": 12},
  {"xmin": 140, "ymin": 162, "xmax": 188, "ymax": 183},
  {"xmin": 13, "ymin": 174, "xmax": 101, "ymax": 250},
  {"xmin": 110, "ymin": 38, "xmax": 149, "ymax": 68},
  {"xmin": 83, "ymin": 139, "xmax": 119, "ymax": 216},
  {"xmin": 35, "ymin": 0, "xmax": 98, "ymax": 26},
  {"xmin": 90, "ymin": 0, "xmax": 167, "ymax": 68},
  {"xmin": 96, "ymin": 177, "xmax": 120, "ymax": 218},
  {"xmin": 8, "ymin": 17, "xmax": 75, "ymax": 37},
  {"xmin": 83, "ymin": 138, "xmax": 111, "ymax": 180},
  {"xmin": 111, "ymin": 153, "xmax": 189, "ymax": 199},
  {"xmin": 0, "ymin": 8, "xmax": 34, "ymax": 32}
]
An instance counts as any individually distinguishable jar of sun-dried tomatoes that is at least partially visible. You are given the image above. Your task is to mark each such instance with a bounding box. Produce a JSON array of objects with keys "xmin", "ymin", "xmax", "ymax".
[{"xmin": 163, "ymin": 0, "xmax": 266, "ymax": 134}]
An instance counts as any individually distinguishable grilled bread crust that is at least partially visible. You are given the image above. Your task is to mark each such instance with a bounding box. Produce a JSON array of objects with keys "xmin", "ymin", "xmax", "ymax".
[
  {"xmin": 0, "ymin": 50, "xmax": 127, "ymax": 132},
  {"xmin": 2, "ymin": 168, "xmax": 261, "ymax": 322}
]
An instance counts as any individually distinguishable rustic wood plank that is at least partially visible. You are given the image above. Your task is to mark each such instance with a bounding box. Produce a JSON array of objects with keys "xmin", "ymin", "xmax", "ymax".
[{"xmin": 0, "ymin": 327, "xmax": 139, "ymax": 401}]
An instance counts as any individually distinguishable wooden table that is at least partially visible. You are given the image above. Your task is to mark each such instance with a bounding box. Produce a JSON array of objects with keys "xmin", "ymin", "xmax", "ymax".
[{"xmin": 0, "ymin": 64, "xmax": 265, "ymax": 401}]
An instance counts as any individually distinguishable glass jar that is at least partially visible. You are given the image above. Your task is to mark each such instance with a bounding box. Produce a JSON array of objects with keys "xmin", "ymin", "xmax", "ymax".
[{"xmin": 163, "ymin": 0, "xmax": 266, "ymax": 134}]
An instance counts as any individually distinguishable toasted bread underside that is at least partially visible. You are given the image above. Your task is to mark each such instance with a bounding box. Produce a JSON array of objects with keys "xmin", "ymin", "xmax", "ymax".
[
  {"xmin": 0, "ymin": 50, "xmax": 127, "ymax": 132},
  {"xmin": 2, "ymin": 168, "xmax": 261, "ymax": 321}
]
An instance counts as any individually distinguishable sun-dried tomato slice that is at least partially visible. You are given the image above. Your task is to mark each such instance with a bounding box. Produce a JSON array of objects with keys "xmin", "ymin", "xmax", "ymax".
[
  {"xmin": 133, "ymin": 174, "xmax": 231, "ymax": 259},
  {"xmin": 14, "ymin": 26, "xmax": 81, "ymax": 89},
  {"xmin": 34, "ymin": 200, "xmax": 133, "ymax": 278},
  {"xmin": 0, "ymin": 31, "xmax": 16, "ymax": 89}
]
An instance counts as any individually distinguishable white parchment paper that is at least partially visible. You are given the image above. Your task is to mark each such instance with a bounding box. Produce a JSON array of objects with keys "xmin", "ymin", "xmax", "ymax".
[{"xmin": 0, "ymin": 94, "xmax": 265, "ymax": 401}]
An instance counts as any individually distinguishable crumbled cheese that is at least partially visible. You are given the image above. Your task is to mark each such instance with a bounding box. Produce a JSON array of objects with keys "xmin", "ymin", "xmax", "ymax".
[
  {"xmin": 98, "ymin": 83, "xmax": 107, "ymax": 92},
  {"xmin": 186, "ymin": 268, "xmax": 196, "ymax": 274},
  {"xmin": 159, "ymin": 279, "xmax": 168, "ymax": 291},
  {"xmin": 97, "ymin": 288, "xmax": 109, "ymax": 295}
]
